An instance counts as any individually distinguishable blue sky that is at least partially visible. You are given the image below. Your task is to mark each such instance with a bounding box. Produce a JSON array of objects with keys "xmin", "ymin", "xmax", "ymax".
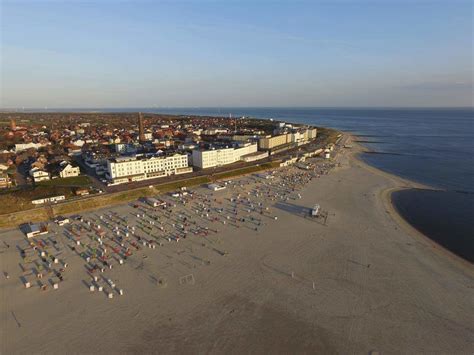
[{"xmin": 1, "ymin": 0, "xmax": 472, "ymax": 108}]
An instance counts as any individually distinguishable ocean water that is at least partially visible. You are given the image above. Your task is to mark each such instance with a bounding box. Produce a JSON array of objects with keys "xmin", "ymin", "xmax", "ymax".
[
  {"xmin": 143, "ymin": 107, "xmax": 474, "ymax": 192},
  {"xmin": 146, "ymin": 107, "xmax": 473, "ymax": 262},
  {"xmin": 392, "ymin": 189, "xmax": 473, "ymax": 262},
  {"xmin": 30, "ymin": 107, "xmax": 474, "ymax": 261}
]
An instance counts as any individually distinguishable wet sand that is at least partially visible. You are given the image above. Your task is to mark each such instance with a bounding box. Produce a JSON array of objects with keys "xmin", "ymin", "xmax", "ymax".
[{"xmin": 1, "ymin": 136, "xmax": 473, "ymax": 354}]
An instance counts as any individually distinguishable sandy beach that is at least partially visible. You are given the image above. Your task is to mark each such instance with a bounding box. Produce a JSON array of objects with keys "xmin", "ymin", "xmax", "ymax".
[{"xmin": 1, "ymin": 135, "xmax": 473, "ymax": 354}]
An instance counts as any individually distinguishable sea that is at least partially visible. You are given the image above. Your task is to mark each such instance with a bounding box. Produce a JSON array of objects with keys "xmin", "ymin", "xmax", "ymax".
[{"xmin": 24, "ymin": 107, "xmax": 474, "ymax": 262}]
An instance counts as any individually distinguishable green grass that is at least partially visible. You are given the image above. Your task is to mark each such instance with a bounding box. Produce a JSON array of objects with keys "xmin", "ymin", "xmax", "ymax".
[
  {"xmin": 51, "ymin": 175, "xmax": 212, "ymax": 216},
  {"xmin": 0, "ymin": 208, "xmax": 50, "ymax": 228},
  {"xmin": 37, "ymin": 175, "xmax": 92, "ymax": 187},
  {"xmin": 0, "ymin": 161, "xmax": 279, "ymax": 228},
  {"xmin": 316, "ymin": 127, "xmax": 341, "ymax": 145},
  {"xmin": 0, "ymin": 185, "xmax": 75, "ymax": 215},
  {"xmin": 154, "ymin": 176, "xmax": 211, "ymax": 193}
]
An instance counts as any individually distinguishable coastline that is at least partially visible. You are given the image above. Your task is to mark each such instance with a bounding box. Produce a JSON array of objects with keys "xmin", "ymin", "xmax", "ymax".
[
  {"xmin": 0, "ymin": 130, "xmax": 470, "ymax": 269},
  {"xmin": 347, "ymin": 136, "xmax": 473, "ymax": 270},
  {"xmin": 1, "ymin": 132, "xmax": 473, "ymax": 354},
  {"xmin": 0, "ymin": 131, "xmax": 470, "ymax": 268}
]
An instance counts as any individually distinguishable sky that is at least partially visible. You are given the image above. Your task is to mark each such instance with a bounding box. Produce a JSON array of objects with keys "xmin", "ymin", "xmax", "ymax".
[{"xmin": 1, "ymin": 0, "xmax": 473, "ymax": 108}]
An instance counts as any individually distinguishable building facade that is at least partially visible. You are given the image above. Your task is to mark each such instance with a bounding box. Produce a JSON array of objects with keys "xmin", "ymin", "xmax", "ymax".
[
  {"xmin": 288, "ymin": 132, "xmax": 303, "ymax": 144},
  {"xmin": 106, "ymin": 153, "xmax": 191, "ymax": 184},
  {"xmin": 59, "ymin": 163, "xmax": 80, "ymax": 178},
  {"xmin": 15, "ymin": 142, "xmax": 49, "ymax": 152},
  {"xmin": 0, "ymin": 174, "xmax": 11, "ymax": 189},
  {"xmin": 241, "ymin": 151, "xmax": 269, "ymax": 162},
  {"xmin": 30, "ymin": 168, "xmax": 50, "ymax": 182},
  {"xmin": 258, "ymin": 134, "xmax": 289, "ymax": 150},
  {"xmin": 306, "ymin": 128, "xmax": 317, "ymax": 139},
  {"xmin": 192, "ymin": 143, "xmax": 258, "ymax": 169}
]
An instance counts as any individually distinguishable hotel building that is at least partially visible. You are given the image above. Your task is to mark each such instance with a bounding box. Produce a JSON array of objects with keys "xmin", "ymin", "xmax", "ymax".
[
  {"xmin": 192, "ymin": 143, "xmax": 258, "ymax": 169},
  {"xmin": 258, "ymin": 134, "xmax": 289, "ymax": 150},
  {"xmin": 106, "ymin": 153, "xmax": 192, "ymax": 184}
]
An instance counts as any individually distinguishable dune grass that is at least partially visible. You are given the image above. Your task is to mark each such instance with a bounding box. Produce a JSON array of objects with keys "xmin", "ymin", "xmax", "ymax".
[{"xmin": 37, "ymin": 175, "xmax": 92, "ymax": 187}]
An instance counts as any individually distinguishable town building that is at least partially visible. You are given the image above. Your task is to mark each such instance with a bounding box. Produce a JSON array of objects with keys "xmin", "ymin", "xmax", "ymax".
[
  {"xmin": 59, "ymin": 162, "xmax": 80, "ymax": 178},
  {"xmin": 288, "ymin": 131, "xmax": 304, "ymax": 144},
  {"xmin": 106, "ymin": 153, "xmax": 191, "ymax": 184},
  {"xmin": 306, "ymin": 127, "xmax": 318, "ymax": 139},
  {"xmin": 231, "ymin": 134, "xmax": 260, "ymax": 142},
  {"xmin": 192, "ymin": 143, "xmax": 258, "ymax": 169},
  {"xmin": 30, "ymin": 168, "xmax": 50, "ymax": 182},
  {"xmin": 113, "ymin": 143, "xmax": 138, "ymax": 154},
  {"xmin": 241, "ymin": 151, "xmax": 269, "ymax": 163},
  {"xmin": 202, "ymin": 128, "xmax": 228, "ymax": 135},
  {"xmin": 258, "ymin": 134, "xmax": 289, "ymax": 150},
  {"xmin": 15, "ymin": 142, "xmax": 49, "ymax": 152},
  {"xmin": 0, "ymin": 174, "xmax": 11, "ymax": 189},
  {"xmin": 0, "ymin": 164, "xmax": 11, "ymax": 188}
]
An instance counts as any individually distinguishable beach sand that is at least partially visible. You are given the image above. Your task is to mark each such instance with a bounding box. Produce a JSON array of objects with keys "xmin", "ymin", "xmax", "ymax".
[{"xmin": 1, "ymin": 136, "xmax": 473, "ymax": 354}]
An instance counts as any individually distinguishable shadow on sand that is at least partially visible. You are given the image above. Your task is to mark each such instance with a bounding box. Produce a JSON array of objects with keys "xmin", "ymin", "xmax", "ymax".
[{"xmin": 274, "ymin": 202, "xmax": 308, "ymax": 217}]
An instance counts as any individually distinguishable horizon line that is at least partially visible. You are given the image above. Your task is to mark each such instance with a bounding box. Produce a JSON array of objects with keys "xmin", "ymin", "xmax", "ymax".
[{"xmin": 1, "ymin": 106, "xmax": 473, "ymax": 113}]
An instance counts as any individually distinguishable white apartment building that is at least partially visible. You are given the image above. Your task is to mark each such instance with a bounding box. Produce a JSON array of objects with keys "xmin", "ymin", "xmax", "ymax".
[
  {"xmin": 202, "ymin": 128, "xmax": 228, "ymax": 135},
  {"xmin": 106, "ymin": 153, "xmax": 191, "ymax": 184},
  {"xmin": 192, "ymin": 150, "xmax": 219, "ymax": 169},
  {"xmin": 306, "ymin": 128, "xmax": 317, "ymax": 139},
  {"xmin": 288, "ymin": 131, "xmax": 304, "ymax": 144},
  {"xmin": 235, "ymin": 142, "xmax": 258, "ymax": 158},
  {"xmin": 258, "ymin": 134, "xmax": 289, "ymax": 150},
  {"xmin": 192, "ymin": 143, "xmax": 258, "ymax": 169}
]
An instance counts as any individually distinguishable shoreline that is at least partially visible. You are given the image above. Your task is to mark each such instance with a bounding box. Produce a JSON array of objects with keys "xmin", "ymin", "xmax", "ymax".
[
  {"xmin": 1, "ymin": 131, "xmax": 473, "ymax": 353},
  {"xmin": 1, "ymin": 131, "xmax": 470, "ymax": 270},
  {"xmin": 347, "ymin": 136, "xmax": 473, "ymax": 270},
  {"xmin": 0, "ymin": 128, "xmax": 470, "ymax": 270}
]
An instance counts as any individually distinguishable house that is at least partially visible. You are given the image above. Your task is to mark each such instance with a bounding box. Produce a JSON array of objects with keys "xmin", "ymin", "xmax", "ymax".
[
  {"xmin": 59, "ymin": 161, "xmax": 80, "ymax": 178},
  {"xmin": 30, "ymin": 167, "xmax": 50, "ymax": 182},
  {"xmin": 0, "ymin": 164, "xmax": 11, "ymax": 188},
  {"xmin": 0, "ymin": 173, "xmax": 11, "ymax": 188},
  {"xmin": 31, "ymin": 155, "xmax": 48, "ymax": 170}
]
